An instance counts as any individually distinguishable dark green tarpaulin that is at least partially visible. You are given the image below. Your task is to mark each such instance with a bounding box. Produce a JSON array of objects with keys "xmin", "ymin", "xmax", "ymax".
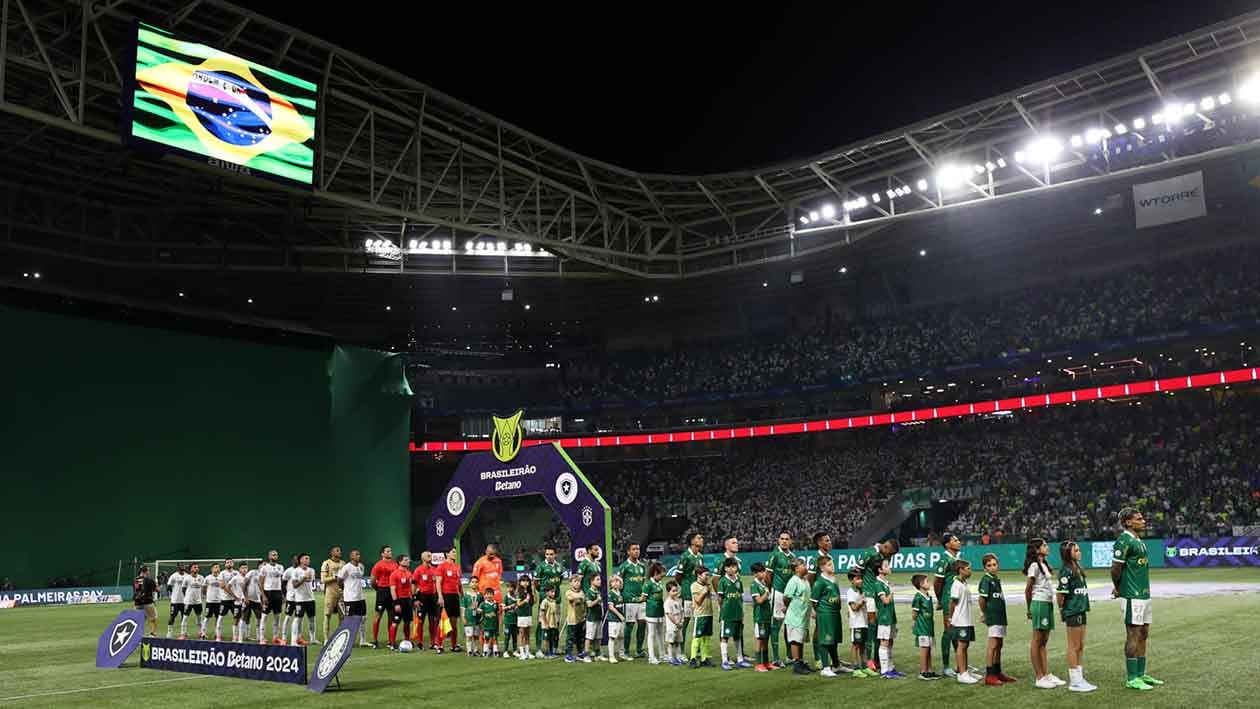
[{"xmin": 0, "ymin": 305, "xmax": 411, "ymax": 587}]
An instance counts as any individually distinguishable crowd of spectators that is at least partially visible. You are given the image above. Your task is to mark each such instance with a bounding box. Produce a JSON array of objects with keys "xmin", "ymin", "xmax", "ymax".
[
  {"xmin": 563, "ymin": 243, "xmax": 1260, "ymax": 403},
  {"xmin": 546, "ymin": 388, "xmax": 1260, "ymax": 554}
]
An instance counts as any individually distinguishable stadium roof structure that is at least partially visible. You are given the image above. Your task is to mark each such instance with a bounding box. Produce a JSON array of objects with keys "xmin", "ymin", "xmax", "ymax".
[{"xmin": 4, "ymin": 1, "xmax": 1260, "ymax": 282}]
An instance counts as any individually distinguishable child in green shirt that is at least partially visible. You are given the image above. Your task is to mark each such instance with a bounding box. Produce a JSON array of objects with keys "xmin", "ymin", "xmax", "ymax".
[
  {"xmin": 583, "ymin": 574, "xmax": 605, "ymax": 663},
  {"xmin": 479, "ymin": 588, "xmax": 501, "ymax": 658},
  {"xmin": 539, "ymin": 585, "xmax": 560, "ymax": 658},
  {"xmin": 461, "ymin": 578, "xmax": 481, "ymax": 657},
  {"xmin": 910, "ymin": 574, "xmax": 938, "ymax": 680}
]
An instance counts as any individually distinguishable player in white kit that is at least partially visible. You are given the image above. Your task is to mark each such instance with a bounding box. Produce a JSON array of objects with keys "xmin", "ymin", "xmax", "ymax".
[
  {"xmin": 337, "ymin": 549, "xmax": 373, "ymax": 647},
  {"xmin": 258, "ymin": 550, "xmax": 287, "ymax": 644},
  {"xmin": 180, "ymin": 564, "xmax": 205, "ymax": 640},
  {"xmin": 280, "ymin": 556, "xmax": 300, "ymax": 645},
  {"xmin": 227, "ymin": 563, "xmax": 248, "ymax": 642},
  {"xmin": 165, "ymin": 564, "xmax": 188, "ymax": 638},
  {"xmin": 242, "ymin": 563, "xmax": 264, "ymax": 642},
  {"xmin": 216, "ymin": 560, "xmax": 237, "ymax": 642},
  {"xmin": 201, "ymin": 563, "xmax": 223, "ymax": 640},
  {"xmin": 290, "ymin": 554, "xmax": 317, "ymax": 646}
]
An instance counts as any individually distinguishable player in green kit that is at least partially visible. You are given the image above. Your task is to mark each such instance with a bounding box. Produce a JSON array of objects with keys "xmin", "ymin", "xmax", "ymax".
[
  {"xmin": 1111, "ymin": 508, "xmax": 1161, "ymax": 690},
  {"xmin": 933, "ymin": 532, "xmax": 963, "ymax": 677},
  {"xmin": 675, "ymin": 533, "xmax": 704, "ymax": 642},
  {"xmin": 532, "ymin": 546, "xmax": 566, "ymax": 657},
  {"xmin": 765, "ymin": 531, "xmax": 797, "ymax": 667},
  {"xmin": 578, "ymin": 544, "xmax": 603, "ymax": 593},
  {"xmin": 810, "ymin": 555, "xmax": 844, "ymax": 677},
  {"xmin": 716, "ymin": 558, "xmax": 749, "ymax": 670},
  {"xmin": 856, "ymin": 537, "xmax": 900, "ymax": 673},
  {"xmin": 614, "ymin": 543, "xmax": 647, "ymax": 660}
]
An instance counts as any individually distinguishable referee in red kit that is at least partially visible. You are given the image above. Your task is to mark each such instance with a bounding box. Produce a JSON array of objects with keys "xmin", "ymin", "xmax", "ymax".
[{"xmin": 370, "ymin": 546, "xmax": 398, "ymax": 648}]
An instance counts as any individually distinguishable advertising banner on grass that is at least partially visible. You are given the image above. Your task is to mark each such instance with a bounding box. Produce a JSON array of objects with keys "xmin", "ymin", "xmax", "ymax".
[
  {"xmin": 140, "ymin": 637, "xmax": 306, "ymax": 684},
  {"xmin": 659, "ymin": 539, "xmax": 1167, "ymax": 574},
  {"xmin": 0, "ymin": 586, "xmax": 129, "ymax": 609},
  {"xmin": 1164, "ymin": 536, "xmax": 1260, "ymax": 567}
]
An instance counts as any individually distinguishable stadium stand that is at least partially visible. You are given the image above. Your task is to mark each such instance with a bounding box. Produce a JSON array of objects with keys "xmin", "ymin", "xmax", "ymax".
[{"xmin": 544, "ymin": 386, "xmax": 1260, "ymax": 555}]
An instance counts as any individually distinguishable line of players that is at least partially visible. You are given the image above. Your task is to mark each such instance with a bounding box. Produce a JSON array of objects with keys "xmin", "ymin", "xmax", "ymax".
[
  {"xmin": 150, "ymin": 512, "xmax": 1157, "ymax": 693},
  {"xmin": 160, "ymin": 548, "xmax": 375, "ymax": 648},
  {"xmin": 363, "ymin": 509, "xmax": 1156, "ymax": 694}
]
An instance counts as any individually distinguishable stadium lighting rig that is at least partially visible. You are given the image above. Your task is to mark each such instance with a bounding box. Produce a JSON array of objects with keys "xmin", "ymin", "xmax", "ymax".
[{"xmin": 795, "ymin": 78, "xmax": 1260, "ymax": 228}]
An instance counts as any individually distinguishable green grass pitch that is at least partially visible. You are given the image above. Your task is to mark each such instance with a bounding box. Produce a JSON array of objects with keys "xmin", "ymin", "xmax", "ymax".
[{"xmin": 2, "ymin": 568, "xmax": 1258, "ymax": 707}]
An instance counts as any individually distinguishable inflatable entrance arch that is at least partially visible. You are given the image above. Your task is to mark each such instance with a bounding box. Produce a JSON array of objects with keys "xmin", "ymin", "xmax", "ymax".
[{"xmin": 426, "ymin": 442, "xmax": 611, "ymax": 577}]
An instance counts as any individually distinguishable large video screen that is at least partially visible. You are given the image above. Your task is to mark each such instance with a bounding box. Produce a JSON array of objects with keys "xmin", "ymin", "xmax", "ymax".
[{"xmin": 128, "ymin": 23, "xmax": 317, "ymax": 185}]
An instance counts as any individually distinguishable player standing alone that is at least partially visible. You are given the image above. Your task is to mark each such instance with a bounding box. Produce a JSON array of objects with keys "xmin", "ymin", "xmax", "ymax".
[
  {"xmin": 370, "ymin": 546, "xmax": 398, "ymax": 648},
  {"xmin": 1112, "ymin": 508, "xmax": 1162, "ymax": 691}
]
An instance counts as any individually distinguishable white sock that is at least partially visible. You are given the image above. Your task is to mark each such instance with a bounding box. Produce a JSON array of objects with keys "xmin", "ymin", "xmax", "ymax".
[
  {"xmin": 198, "ymin": 615, "xmax": 206, "ymax": 634},
  {"xmin": 281, "ymin": 616, "xmax": 291, "ymax": 637},
  {"xmin": 607, "ymin": 644, "xmax": 615, "ymax": 660},
  {"xmin": 214, "ymin": 616, "xmax": 223, "ymax": 636},
  {"xmin": 721, "ymin": 641, "xmax": 729, "ymax": 664},
  {"xmin": 179, "ymin": 616, "xmax": 188, "ymax": 635},
  {"xmin": 1070, "ymin": 666, "xmax": 1083, "ymax": 684},
  {"xmin": 647, "ymin": 627, "xmax": 657, "ymax": 662},
  {"xmin": 879, "ymin": 646, "xmax": 891, "ymax": 674}
]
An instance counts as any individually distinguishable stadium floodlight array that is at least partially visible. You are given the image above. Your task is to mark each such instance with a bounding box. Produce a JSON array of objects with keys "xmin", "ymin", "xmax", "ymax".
[
  {"xmin": 153, "ymin": 557, "xmax": 263, "ymax": 585},
  {"xmin": 796, "ymin": 75, "xmax": 1260, "ymax": 226}
]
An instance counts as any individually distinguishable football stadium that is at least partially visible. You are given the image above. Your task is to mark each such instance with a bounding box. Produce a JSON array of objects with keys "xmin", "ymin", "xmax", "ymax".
[{"xmin": 3, "ymin": 1, "xmax": 1260, "ymax": 706}]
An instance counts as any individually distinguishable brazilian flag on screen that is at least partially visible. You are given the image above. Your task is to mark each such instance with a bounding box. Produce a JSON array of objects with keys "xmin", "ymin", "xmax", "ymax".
[{"xmin": 130, "ymin": 23, "xmax": 317, "ymax": 185}]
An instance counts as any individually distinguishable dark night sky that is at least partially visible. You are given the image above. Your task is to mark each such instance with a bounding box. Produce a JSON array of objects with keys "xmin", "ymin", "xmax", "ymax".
[{"xmin": 249, "ymin": 1, "xmax": 1258, "ymax": 174}]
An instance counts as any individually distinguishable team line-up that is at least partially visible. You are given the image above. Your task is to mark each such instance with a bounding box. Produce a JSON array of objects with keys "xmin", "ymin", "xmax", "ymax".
[{"xmin": 129, "ymin": 509, "xmax": 1161, "ymax": 692}]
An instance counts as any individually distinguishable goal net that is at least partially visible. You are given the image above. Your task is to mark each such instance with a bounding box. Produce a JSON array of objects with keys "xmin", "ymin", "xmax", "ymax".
[{"xmin": 152, "ymin": 558, "xmax": 263, "ymax": 592}]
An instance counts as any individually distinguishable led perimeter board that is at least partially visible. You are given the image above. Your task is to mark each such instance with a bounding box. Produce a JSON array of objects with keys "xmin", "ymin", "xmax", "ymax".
[{"xmin": 125, "ymin": 22, "xmax": 317, "ymax": 186}]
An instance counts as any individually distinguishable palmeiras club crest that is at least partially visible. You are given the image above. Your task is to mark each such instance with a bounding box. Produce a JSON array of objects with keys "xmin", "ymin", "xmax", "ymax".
[{"xmin": 491, "ymin": 410, "xmax": 524, "ymax": 463}]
